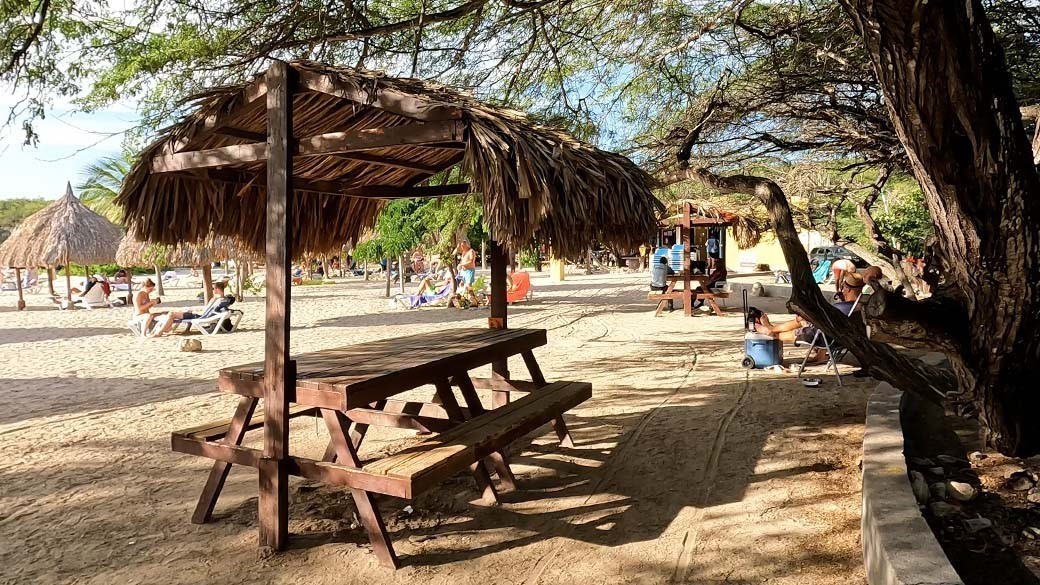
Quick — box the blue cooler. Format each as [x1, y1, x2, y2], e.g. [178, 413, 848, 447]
[743, 332, 783, 369]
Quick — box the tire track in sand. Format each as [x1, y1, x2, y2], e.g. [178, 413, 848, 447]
[670, 373, 754, 583]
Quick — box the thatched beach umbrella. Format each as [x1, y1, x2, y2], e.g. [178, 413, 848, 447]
[116, 234, 259, 301]
[0, 182, 122, 309]
[661, 199, 762, 248]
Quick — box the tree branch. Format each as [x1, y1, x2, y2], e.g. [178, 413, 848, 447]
[668, 166, 957, 401]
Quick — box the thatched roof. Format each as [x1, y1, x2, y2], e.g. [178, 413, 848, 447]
[116, 233, 260, 267]
[0, 183, 122, 268]
[660, 200, 762, 248]
[118, 60, 661, 257]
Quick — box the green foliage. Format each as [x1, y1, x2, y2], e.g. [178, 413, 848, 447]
[0, 198, 48, 244]
[876, 190, 933, 257]
[516, 247, 540, 269]
[58, 263, 148, 276]
[78, 154, 133, 224]
[241, 276, 265, 295]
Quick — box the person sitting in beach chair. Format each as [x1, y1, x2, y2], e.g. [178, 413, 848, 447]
[750, 272, 865, 362]
[151, 281, 238, 337]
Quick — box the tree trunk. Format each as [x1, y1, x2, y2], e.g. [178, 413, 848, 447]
[202, 264, 214, 303]
[154, 265, 165, 296]
[839, 0, 1040, 455]
[399, 254, 406, 294]
[384, 257, 392, 298]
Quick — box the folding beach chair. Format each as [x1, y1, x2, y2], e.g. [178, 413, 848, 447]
[795, 292, 865, 387]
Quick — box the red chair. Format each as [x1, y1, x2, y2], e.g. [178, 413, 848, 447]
[506, 271, 532, 304]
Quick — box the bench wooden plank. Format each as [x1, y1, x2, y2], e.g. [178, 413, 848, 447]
[363, 381, 591, 495]
[175, 404, 318, 441]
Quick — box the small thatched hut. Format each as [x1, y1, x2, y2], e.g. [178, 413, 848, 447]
[116, 234, 260, 300]
[117, 60, 661, 551]
[0, 182, 122, 308]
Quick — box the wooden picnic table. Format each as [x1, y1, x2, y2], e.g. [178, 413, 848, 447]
[172, 327, 591, 568]
[647, 273, 729, 317]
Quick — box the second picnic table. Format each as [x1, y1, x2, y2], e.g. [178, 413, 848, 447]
[171, 327, 591, 568]
[647, 273, 730, 317]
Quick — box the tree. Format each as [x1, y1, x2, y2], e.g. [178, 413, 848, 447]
[78, 154, 131, 224]
[0, 198, 49, 245]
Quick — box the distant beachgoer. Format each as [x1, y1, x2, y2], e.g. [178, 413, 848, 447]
[70, 275, 98, 296]
[133, 278, 163, 334]
[831, 258, 856, 285]
[753, 273, 865, 361]
[456, 240, 476, 290]
[706, 228, 721, 270]
[151, 281, 233, 337]
[650, 256, 676, 311]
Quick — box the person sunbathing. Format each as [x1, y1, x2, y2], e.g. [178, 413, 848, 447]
[751, 272, 866, 360]
[151, 281, 233, 337]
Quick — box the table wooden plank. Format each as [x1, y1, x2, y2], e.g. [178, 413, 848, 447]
[218, 328, 547, 409]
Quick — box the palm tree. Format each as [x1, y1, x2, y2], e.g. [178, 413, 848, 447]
[78, 154, 132, 225]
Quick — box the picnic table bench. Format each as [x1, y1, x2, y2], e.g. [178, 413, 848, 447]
[647, 274, 729, 317]
[171, 327, 590, 569]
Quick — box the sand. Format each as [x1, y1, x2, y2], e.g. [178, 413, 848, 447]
[0, 271, 874, 584]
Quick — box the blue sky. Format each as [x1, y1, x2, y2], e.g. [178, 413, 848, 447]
[0, 98, 138, 200]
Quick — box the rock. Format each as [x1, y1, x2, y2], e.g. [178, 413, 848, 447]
[964, 516, 993, 532]
[936, 454, 968, 465]
[1028, 489, 1040, 504]
[909, 457, 935, 468]
[947, 481, 978, 502]
[750, 282, 765, 297]
[1008, 471, 1036, 491]
[180, 338, 202, 352]
[969, 451, 987, 461]
[930, 502, 959, 519]
[1027, 526, 1040, 538]
[928, 467, 946, 477]
[1023, 529, 1036, 540]
[930, 482, 948, 500]
[911, 471, 930, 504]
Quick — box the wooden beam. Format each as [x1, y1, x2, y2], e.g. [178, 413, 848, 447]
[152, 142, 268, 173]
[259, 60, 294, 552]
[340, 183, 471, 199]
[331, 151, 443, 174]
[151, 121, 464, 173]
[214, 126, 267, 142]
[168, 167, 470, 199]
[296, 68, 462, 122]
[296, 120, 464, 157]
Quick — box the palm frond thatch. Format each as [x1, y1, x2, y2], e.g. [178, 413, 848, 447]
[661, 199, 762, 248]
[115, 233, 260, 267]
[0, 183, 123, 267]
[118, 60, 662, 258]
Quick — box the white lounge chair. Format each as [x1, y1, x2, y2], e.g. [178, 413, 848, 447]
[175, 309, 244, 336]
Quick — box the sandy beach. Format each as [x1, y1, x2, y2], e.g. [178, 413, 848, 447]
[0, 271, 874, 584]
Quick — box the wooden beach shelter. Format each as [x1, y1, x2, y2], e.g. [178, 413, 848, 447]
[657, 200, 760, 316]
[118, 60, 659, 552]
[0, 183, 122, 310]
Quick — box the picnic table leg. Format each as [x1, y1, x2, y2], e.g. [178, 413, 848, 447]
[433, 380, 499, 505]
[321, 409, 399, 569]
[321, 399, 386, 463]
[454, 374, 518, 492]
[521, 350, 575, 448]
[708, 296, 723, 316]
[191, 396, 259, 524]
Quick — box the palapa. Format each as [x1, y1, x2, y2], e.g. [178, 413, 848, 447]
[0, 183, 122, 268]
[115, 234, 260, 267]
[118, 60, 661, 257]
[660, 199, 761, 249]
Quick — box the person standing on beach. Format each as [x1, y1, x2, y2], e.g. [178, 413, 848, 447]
[456, 239, 476, 289]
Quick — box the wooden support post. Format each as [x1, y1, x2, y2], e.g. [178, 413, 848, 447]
[259, 60, 295, 551]
[47, 266, 55, 296]
[14, 267, 25, 310]
[64, 257, 74, 309]
[202, 264, 214, 303]
[489, 240, 510, 407]
[682, 202, 692, 317]
[154, 264, 165, 296]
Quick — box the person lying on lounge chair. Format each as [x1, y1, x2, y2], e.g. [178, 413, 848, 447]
[151, 281, 234, 337]
[750, 272, 865, 361]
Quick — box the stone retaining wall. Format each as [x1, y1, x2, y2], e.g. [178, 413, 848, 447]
[861, 382, 963, 585]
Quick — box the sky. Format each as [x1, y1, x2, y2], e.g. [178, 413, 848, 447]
[0, 98, 138, 201]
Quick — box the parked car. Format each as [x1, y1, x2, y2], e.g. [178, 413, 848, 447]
[809, 246, 868, 268]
